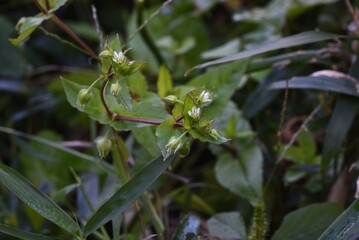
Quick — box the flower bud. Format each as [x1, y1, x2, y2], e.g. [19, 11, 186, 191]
[163, 95, 183, 104]
[76, 88, 92, 107]
[110, 82, 122, 97]
[99, 50, 112, 58]
[164, 136, 182, 160]
[96, 136, 112, 159]
[196, 90, 212, 107]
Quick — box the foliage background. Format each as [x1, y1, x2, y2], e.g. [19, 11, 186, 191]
[0, 0, 359, 239]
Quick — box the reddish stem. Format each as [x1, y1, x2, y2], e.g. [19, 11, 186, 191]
[34, 0, 98, 60]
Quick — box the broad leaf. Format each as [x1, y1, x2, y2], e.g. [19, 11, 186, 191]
[319, 199, 359, 240]
[0, 163, 79, 236]
[272, 203, 342, 240]
[62, 78, 170, 131]
[38, 0, 68, 13]
[207, 212, 247, 239]
[157, 65, 173, 98]
[171, 214, 201, 240]
[133, 127, 161, 158]
[269, 76, 359, 97]
[187, 31, 344, 73]
[0, 224, 59, 240]
[84, 155, 175, 236]
[215, 140, 263, 205]
[188, 60, 249, 119]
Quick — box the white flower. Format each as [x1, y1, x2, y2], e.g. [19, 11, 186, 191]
[188, 106, 201, 120]
[198, 91, 212, 106]
[112, 51, 126, 64]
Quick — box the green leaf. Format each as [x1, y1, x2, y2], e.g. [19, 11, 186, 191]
[188, 127, 228, 144]
[133, 127, 161, 158]
[9, 14, 51, 46]
[114, 78, 132, 111]
[318, 199, 359, 240]
[38, 0, 68, 13]
[171, 214, 201, 240]
[322, 58, 359, 172]
[157, 65, 173, 98]
[269, 76, 359, 97]
[187, 31, 344, 73]
[0, 163, 79, 236]
[156, 118, 187, 160]
[109, 34, 122, 52]
[282, 132, 318, 164]
[207, 212, 247, 239]
[189, 60, 249, 119]
[321, 99, 358, 171]
[272, 203, 342, 240]
[215, 140, 263, 205]
[0, 224, 59, 240]
[84, 154, 175, 236]
[62, 78, 170, 131]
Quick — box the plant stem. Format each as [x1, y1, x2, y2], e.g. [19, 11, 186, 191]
[34, 0, 99, 60]
[100, 78, 182, 126]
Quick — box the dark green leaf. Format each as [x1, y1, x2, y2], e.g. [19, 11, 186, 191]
[269, 76, 359, 97]
[322, 58, 359, 172]
[62, 78, 170, 131]
[189, 60, 249, 119]
[133, 127, 161, 158]
[215, 140, 263, 205]
[109, 34, 122, 52]
[187, 31, 344, 73]
[0, 163, 79, 236]
[322, 96, 359, 172]
[84, 155, 175, 236]
[318, 199, 359, 240]
[0, 224, 59, 240]
[272, 203, 342, 240]
[207, 212, 247, 239]
[171, 214, 201, 240]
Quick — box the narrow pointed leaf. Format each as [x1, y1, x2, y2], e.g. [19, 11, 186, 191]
[187, 31, 344, 73]
[322, 58, 359, 172]
[318, 199, 359, 240]
[269, 76, 359, 97]
[0, 224, 60, 240]
[0, 163, 79, 236]
[84, 155, 174, 236]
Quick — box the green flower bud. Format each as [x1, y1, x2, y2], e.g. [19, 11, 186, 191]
[163, 95, 183, 104]
[110, 82, 122, 97]
[99, 50, 112, 58]
[209, 129, 229, 143]
[164, 136, 182, 160]
[76, 88, 92, 107]
[96, 136, 112, 159]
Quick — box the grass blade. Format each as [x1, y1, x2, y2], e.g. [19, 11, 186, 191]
[0, 163, 79, 236]
[269, 76, 359, 97]
[187, 31, 344, 74]
[0, 224, 60, 240]
[84, 155, 174, 237]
